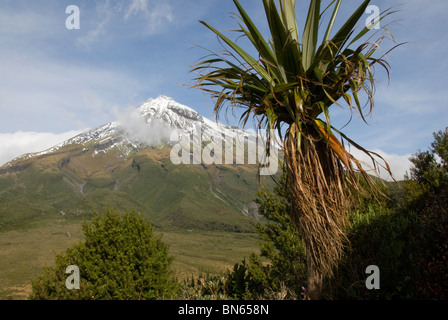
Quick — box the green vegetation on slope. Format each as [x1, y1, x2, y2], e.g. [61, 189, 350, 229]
[0, 145, 274, 233]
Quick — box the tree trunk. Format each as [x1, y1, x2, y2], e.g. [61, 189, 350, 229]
[306, 251, 323, 300]
[285, 127, 348, 300]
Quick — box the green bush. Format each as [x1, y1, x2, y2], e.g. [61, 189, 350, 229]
[246, 174, 307, 298]
[402, 128, 448, 299]
[334, 207, 420, 299]
[29, 208, 178, 300]
[334, 128, 448, 299]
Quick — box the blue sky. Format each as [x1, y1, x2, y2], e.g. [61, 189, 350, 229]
[0, 0, 447, 180]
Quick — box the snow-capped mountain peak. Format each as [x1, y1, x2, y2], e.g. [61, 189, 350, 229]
[5, 96, 257, 165]
[135, 95, 204, 130]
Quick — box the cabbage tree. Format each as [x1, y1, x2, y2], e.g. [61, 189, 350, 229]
[192, 0, 399, 299]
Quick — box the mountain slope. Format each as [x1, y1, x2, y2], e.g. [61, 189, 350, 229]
[0, 96, 275, 232]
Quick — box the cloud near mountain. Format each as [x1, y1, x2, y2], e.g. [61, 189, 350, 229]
[0, 130, 85, 166]
[115, 105, 173, 146]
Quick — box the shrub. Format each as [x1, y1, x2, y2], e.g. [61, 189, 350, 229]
[247, 174, 307, 298]
[29, 208, 178, 300]
[219, 174, 307, 300]
[402, 128, 448, 299]
[334, 128, 448, 299]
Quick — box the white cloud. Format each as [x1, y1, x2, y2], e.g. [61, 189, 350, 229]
[124, 0, 173, 33]
[125, 0, 151, 20]
[114, 106, 173, 146]
[77, 0, 113, 48]
[78, 0, 173, 47]
[349, 147, 412, 181]
[0, 130, 85, 166]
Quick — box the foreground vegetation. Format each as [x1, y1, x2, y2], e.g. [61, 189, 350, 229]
[25, 128, 448, 300]
[181, 128, 447, 300]
[0, 126, 443, 300]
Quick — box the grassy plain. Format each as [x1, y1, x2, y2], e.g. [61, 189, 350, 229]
[0, 217, 260, 300]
